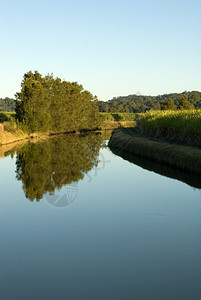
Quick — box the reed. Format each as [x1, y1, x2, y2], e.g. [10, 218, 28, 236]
[136, 110, 201, 147]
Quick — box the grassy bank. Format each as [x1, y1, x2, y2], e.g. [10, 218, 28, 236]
[0, 122, 28, 145]
[0, 111, 136, 145]
[108, 127, 201, 175]
[0, 121, 136, 145]
[136, 109, 201, 147]
[0, 120, 56, 145]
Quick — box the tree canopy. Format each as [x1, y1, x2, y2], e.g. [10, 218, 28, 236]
[15, 71, 101, 133]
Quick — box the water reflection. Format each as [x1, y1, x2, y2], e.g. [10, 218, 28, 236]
[109, 146, 201, 190]
[14, 133, 102, 201]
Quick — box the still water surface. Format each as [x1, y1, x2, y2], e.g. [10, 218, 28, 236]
[1, 133, 201, 300]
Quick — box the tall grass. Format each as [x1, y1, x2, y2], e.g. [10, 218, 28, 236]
[138, 110, 201, 134]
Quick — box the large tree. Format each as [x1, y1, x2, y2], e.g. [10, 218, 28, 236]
[15, 71, 101, 133]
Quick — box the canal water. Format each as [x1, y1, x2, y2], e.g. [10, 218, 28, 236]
[1, 133, 201, 300]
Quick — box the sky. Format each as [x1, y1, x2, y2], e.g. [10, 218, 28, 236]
[1, 0, 201, 101]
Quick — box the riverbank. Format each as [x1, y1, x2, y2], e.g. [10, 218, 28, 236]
[0, 121, 135, 146]
[108, 127, 201, 175]
[0, 127, 51, 146]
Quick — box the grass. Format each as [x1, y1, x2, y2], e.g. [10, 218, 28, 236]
[137, 109, 201, 133]
[136, 109, 201, 147]
[109, 110, 201, 173]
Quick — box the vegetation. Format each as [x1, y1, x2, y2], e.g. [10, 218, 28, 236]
[15, 71, 101, 133]
[137, 110, 201, 133]
[100, 112, 135, 121]
[15, 133, 102, 201]
[98, 91, 201, 113]
[0, 98, 15, 112]
[136, 109, 201, 147]
[0, 112, 15, 123]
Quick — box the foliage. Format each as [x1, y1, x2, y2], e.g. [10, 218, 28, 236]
[0, 98, 15, 111]
[15, 71, 101, 133]
[160, 98, 177, 110]
[98, 91, 201, 113]
[178, 94, 195, 110]
[137, 109, 201, 140]
[0, 112, 15, 123]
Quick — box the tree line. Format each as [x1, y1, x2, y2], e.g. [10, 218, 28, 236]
[15, 71, 101, 133]
[0, 97, 15, 111]
[1, 82, 201, 117]
[98, 91, 201, 113]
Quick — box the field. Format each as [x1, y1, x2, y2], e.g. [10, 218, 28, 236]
[138, 110, 201, 133]
[136, 109, 201, 147]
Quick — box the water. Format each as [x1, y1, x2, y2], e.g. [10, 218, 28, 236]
[1, 134, 201, 300]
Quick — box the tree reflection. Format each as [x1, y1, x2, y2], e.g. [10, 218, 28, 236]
[15, 133, 102, 201]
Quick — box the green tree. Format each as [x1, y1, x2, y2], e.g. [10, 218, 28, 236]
[15, 71, 101, 133]
[178, 94, 194, 110]
[15, 71, 51, 132]
[160, 98, 177, 110]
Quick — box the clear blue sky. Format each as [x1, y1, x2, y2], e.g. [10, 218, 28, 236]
[1, 0, 201, 100]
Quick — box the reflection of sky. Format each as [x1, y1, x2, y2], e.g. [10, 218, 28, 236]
[1, 147, 201, 299]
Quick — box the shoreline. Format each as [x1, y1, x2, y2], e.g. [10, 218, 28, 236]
[0, 131, 52, 146]
[108, 127, 201, 175]
[0, 121, 135, 146]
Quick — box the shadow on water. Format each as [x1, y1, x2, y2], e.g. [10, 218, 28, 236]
[11, 133, 103, 201]
[109, 146, 201, 190]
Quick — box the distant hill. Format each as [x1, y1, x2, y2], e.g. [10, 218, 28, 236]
[0, 97, 15, 111]
[98, 91, 201, 113]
